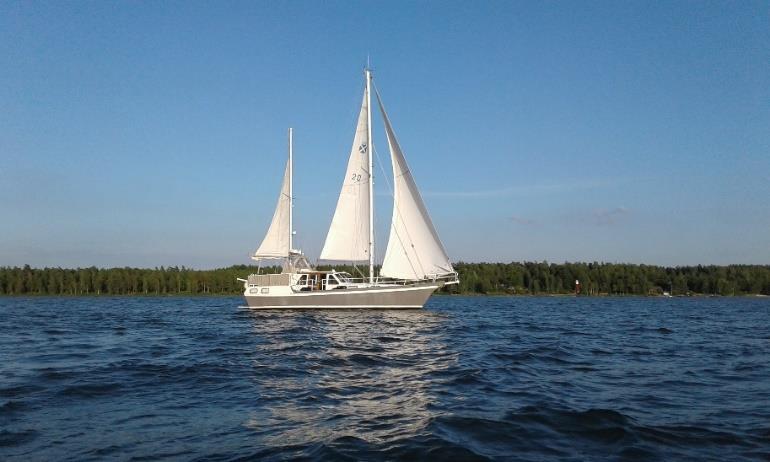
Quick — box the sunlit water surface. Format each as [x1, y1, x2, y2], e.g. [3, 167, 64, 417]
[1, 296, 769, 461]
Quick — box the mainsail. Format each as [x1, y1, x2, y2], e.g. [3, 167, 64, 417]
[376, 90, 454, 280]
[253, 154, 291, 259]
[319, 90, 371, 261]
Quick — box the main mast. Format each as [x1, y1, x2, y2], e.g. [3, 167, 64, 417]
[365, 68, 374, 285]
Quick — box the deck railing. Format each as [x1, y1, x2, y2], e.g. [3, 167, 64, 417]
[241, 271, 459, 291]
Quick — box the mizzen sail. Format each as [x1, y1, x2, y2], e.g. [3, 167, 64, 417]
[253, 155, 291, 259]
[376, 90, 454, 280]
[319, 90, 371, 261]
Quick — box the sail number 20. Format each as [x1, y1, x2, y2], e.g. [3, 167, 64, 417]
[350, 173, 363, 182]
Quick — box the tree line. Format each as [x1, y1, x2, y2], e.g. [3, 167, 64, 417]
[446, 262, 770, 296]
[1, 262, 769, 296]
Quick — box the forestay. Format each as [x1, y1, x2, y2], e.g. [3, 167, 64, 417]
[253, 156, 291, 258]
[319, 91, 371, 261]
[376, 90, 454, 280]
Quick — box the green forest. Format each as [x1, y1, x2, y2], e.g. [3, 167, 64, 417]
[2, 262, 770, 296]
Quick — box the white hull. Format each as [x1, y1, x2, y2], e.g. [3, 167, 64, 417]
[244, 283, 439, 310]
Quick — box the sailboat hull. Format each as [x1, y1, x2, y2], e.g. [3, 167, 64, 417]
[244, 283, 439, 309]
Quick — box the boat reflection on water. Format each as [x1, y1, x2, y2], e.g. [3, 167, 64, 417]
[242, 308, 456, 446]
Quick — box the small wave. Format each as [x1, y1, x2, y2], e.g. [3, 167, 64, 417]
[426, 416, 529, 459]
[733, 363, 762, 372]
[591, 348, 613, 355]
[0, 429, 39, 447]
[60, 382, 122, 397]
[506, 406, 629, 426]
[500, 405, 759, 456]
[89, 444, 125, 456]
[37, 368, 76, 381]
[448, 369, 486, 386]
[317, 356, 347, 367]
[572, 365, 598, 372]
[560, 329, 593, 337]
[140, 318, 171, 327]
[0, 400, 27, 415]
[0, 384, 44, 398]
[43, 329, 67, 335]
[112, 413, 163, 426]
[347, 353, 388, 367]
[128, 449, 195, 460]
[33, 352, 90, 361]
[380, 433, 493, 462]
[616, 445, 659, 460]
[227, 441, 356, 462]
[99, 360, 233, 385]
[630, 326, 674, 335]
[374, 335, 403, 343]
[637, 424, 750, 448]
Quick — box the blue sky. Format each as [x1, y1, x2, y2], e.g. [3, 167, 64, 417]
[1, 1, 768, 268]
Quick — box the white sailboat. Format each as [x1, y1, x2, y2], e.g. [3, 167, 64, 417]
[239, 69, 458, 309]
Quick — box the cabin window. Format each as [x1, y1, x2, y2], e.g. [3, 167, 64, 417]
[327, 275, 338, 285]
[337, 272, 351, 283]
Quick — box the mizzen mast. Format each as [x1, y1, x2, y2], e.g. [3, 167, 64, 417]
[288, 127, 294, 253]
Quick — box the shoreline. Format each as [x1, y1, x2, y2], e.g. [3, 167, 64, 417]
[1, 293, 767, 298]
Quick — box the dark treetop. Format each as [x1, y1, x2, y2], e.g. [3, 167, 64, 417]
[1, 262, 769, 296]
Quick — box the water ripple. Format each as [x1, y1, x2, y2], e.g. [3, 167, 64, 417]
[0, 296, 769, 460]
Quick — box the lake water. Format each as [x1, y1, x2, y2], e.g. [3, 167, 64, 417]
[1, 296, 769, 461]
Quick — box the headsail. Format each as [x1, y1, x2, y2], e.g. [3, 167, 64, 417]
[376, 89, 454, 280]
[253, 154, 291, 259]
[319, 90, 371, 261]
